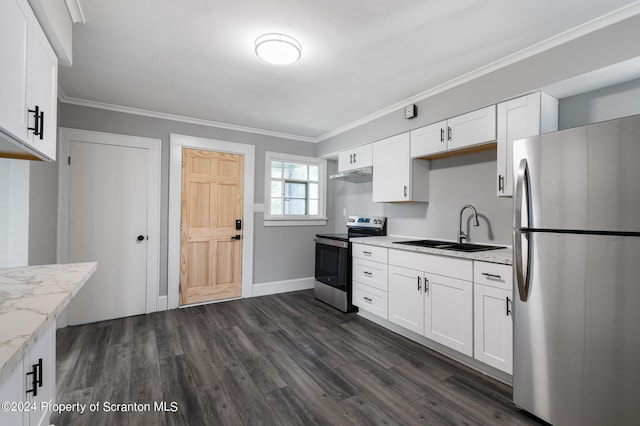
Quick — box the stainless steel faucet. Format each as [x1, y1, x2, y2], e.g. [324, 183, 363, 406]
[458, 204, 480, 243]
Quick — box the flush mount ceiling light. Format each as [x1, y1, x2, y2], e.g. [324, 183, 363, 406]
[255, 33, 302, 65]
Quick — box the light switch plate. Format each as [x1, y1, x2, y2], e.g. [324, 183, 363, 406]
[405, 104, 416, 119]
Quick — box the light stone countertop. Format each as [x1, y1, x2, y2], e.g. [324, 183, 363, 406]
[350, 236, 512, 265]
[0, 262, 97, 383]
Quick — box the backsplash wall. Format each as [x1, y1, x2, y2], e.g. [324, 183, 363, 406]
[332, 149, 513, 245]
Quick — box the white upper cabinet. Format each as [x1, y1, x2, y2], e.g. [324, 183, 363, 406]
[373, 132, 429, 202]
[410, 105, 496, 158]
[26, 21, 57, 160]
[0, 0, 32, 145]
[0, 0, 58, 161]
[496, 92, 558, 197]
[410, 120, 447, 158]
[447, 105, 496, 151]
[338, 143, 372, 172]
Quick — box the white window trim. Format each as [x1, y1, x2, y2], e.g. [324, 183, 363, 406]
[264, 151, 327, 226]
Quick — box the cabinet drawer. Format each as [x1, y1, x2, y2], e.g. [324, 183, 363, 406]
[389, 249, 472, 281]
[352, 243, 388, 263]
[353, 283, 388, 319]
[353, 257, 388, 291]
[474, 261, 512, 291]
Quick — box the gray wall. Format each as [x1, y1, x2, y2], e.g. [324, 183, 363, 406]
[28, 160, 58, 265]
[57, 103, 333, 295]
[559, 77, 640, 129]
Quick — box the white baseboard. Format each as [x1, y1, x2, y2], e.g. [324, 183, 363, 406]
[252, 277, 315, 297]
[157, 295, 168, 311]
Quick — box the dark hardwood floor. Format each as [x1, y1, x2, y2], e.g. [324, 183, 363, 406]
[53, 290, 542, 425]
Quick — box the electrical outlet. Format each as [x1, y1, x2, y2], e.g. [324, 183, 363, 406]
[405, 104, 416, 119]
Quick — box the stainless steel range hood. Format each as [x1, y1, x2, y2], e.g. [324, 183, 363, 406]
[329, 166, 372, 183]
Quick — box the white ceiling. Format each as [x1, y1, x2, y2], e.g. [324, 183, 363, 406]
[59, 0, 640, 142]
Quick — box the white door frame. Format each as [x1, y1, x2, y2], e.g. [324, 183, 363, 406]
[57, 127, 162, 314]
[168, 133, 255, 309]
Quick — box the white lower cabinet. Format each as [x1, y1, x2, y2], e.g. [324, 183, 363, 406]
[388, 249, 473, 355]
[0, 321, 55, 426]
[424, 272, 473, 356]
[473, 262, 513, 374]
[388, 265, 424, 334]
[352, 243, 389, 319]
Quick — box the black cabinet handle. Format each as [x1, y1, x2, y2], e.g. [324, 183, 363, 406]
[26, 358, 43, 397]
[447, 126, 452, 141]
[28, 106, 41, 137]
[39, 110, 44, 140]
[498, 175, 504, 192]
[482, 272, 502, 280]
[363, 271, 373, 277]
[417, 276, 421, 291]
[440, 128, 445, 143]
[506, 297, 512, 316]
[363, 296, 372, 303]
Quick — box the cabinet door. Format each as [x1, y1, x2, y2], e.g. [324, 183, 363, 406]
[372, 133, 410, 202]
[496, 93, 541, 197]
[447, 105, 496, 152]
[410, 120, 447, 158]
[26, 322, 54, 426]
[338, 144, 372, 172]
[424, 273, 473, 356]
[26, 21, 57, 160]
[388, 265, 424, 334]
[496, 92, 557, 197]
[0, 0, 31, 143]
[474, 285, 513, 374]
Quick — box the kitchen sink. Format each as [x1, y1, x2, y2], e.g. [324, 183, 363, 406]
[393, 239, 453, 248]
[394, 240, 505, 252]
[437, 243, 505, 252]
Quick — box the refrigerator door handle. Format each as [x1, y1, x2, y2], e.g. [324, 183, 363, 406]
[514, 159, 531, 301]
[514, 159, 530, 229]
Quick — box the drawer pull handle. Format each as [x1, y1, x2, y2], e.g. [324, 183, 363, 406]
[482, 272, 502, 280]
[362, 251, 372, 256]
[363, 271, 373, 276]
[363, 296, 372, 303]
[506, 296, 512, 316]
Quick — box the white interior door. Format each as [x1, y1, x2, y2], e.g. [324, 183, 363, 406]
[66, 140, 149, 325]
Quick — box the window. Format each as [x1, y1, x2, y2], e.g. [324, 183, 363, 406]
[264, 152, 327, 226]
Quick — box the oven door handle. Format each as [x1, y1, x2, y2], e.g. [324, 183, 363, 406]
[314, 237, 349, 249]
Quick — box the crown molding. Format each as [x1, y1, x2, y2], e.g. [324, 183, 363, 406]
[314, 1, 640, 142]
[57, 95, 316, 143]
[64, 0, 85, 24]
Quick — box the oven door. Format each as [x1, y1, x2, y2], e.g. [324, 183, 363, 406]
[314, 237, 350, 291]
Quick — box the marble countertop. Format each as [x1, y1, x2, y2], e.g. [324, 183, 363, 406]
[0, 262, 97, 383]
[350, 236, 512, 265]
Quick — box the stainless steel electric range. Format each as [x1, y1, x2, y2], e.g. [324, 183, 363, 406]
[314, 216, 387, 312]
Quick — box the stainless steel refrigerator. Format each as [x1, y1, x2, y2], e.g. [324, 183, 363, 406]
[512, 114, 640, 426]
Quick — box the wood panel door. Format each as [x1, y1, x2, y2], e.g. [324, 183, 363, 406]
[180, 148, 243, 305]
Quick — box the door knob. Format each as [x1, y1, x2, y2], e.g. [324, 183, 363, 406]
[137, 235, 145, 242]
